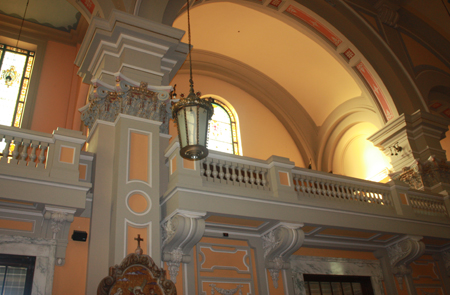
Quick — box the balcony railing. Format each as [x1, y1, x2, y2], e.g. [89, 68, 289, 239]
[0, 125, 92, 199]
[164, 141, 450, 226]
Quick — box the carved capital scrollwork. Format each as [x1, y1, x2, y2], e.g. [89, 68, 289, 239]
[80, 77, 173, 134]
[386, 236, 425, 289]
[161, 211, 206, 283]
[262, 223, 304, 288]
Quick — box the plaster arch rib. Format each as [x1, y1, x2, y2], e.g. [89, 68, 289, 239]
[163, 0, 429, 121]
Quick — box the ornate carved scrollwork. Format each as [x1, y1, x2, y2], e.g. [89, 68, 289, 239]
[386, 236, 425, 289]
[262, 223, 304, 288]
[80, 78, 172, 133]
[390, 156, 450, 190]
[44, 207, 75, 266]
[210, 284, 243, 295]
[97, 252, 176, 295]
[161, 211, 206, 283]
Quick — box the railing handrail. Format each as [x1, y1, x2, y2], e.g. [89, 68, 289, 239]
[206, 150, 270, 168]
[0, 125, 53, 143]
[291, 167, 391, 191]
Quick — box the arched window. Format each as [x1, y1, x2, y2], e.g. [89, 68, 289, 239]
[0, 43, 35, 127]
[207, 98, 241, 155]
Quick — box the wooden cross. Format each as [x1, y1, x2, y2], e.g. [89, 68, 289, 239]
[135, 234, 144, 248]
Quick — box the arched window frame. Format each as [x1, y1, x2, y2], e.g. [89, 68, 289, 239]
[206, 97, 242, 156]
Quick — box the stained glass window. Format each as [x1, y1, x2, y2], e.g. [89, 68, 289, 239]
[0, 44, 35, 127]
[207, 99, 240, 155]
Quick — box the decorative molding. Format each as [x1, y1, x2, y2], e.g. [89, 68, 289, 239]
[43, 206, 75, 266]
[161, 212, 205, 283]
[80, 79, 172, 133]
[262, 223, 304, 288]
[386, 236, 425, 289]
[210, 284, 243, 295]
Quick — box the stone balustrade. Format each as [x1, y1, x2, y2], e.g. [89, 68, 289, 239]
[164, 140, 450, 231]
[0, 125, 92, 183]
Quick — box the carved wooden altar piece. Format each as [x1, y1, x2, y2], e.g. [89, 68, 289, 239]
[97, 250, 176, 295]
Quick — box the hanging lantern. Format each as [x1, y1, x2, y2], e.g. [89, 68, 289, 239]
[171, 0, 214, 160]
[172, 87, 213, 160]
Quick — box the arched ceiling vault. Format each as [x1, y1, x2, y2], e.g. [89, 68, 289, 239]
[175, 50, 317, 166]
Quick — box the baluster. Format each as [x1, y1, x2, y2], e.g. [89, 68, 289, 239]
[337, 185, 343, 199]
[37, 143, 48, 170]
[204, 158, 212, 180]
[29, 141, 38, 168]
[344, 186, 352, 200]
[249, 167, 255, 187]
[261, 170, 268, 189]
[305, 179, 312, 194]
[316, 182, 322, 196]
[349, 187, 357, 201]
[211, 159, 218, 181]
[237, 165, 244, 184]
[243, 166, 249, 186]
[224, 163, 231, 183]
[0, 136, 12, 164]
[324, 183, 330, 198]
[19, 139, 30, 166]
[230, 164, 237, 185]
[299, 178, 306, 193]
[12, 138, 22, 164]
[200, 158, 206, 177]
[311, 181, 318, 195]
[293, 176, 300, 193]
[218, 160, 225, 182]
[255, 168, 262, 188]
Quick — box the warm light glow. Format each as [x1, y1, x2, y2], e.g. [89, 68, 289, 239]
[334, 123, 392, 181]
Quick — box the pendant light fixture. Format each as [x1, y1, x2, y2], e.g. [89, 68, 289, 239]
[171, 0, 214, 160]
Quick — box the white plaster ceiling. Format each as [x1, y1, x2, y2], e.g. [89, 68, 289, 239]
[0, 0, 80, 32]
[173, 2, 362, 126]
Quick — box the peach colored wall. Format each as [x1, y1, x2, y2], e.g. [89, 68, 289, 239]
[195, 237, 259, 295]
[31, 41, 86, 134]
[52, 217, 90, 295]
[170, 74, 305, 167]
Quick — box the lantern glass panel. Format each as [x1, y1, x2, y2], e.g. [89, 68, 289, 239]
[177, 107, 187, 147]
[198, 107, 209, 146]
[186, 106, 198, 145]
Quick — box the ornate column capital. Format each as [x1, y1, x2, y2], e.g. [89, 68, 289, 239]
[79, 78, 172, 133]
[161, 211, 206, 283]
[262, 222, 304, 288]
[386, 236, 425, 289]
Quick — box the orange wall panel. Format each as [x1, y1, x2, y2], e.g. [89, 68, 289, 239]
[52, 217, 90, 295]
[129, 132, 149, 182]
[31, 41, 78, 133]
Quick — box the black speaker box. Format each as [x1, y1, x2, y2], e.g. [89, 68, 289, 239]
[72, 230, 88, 242]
